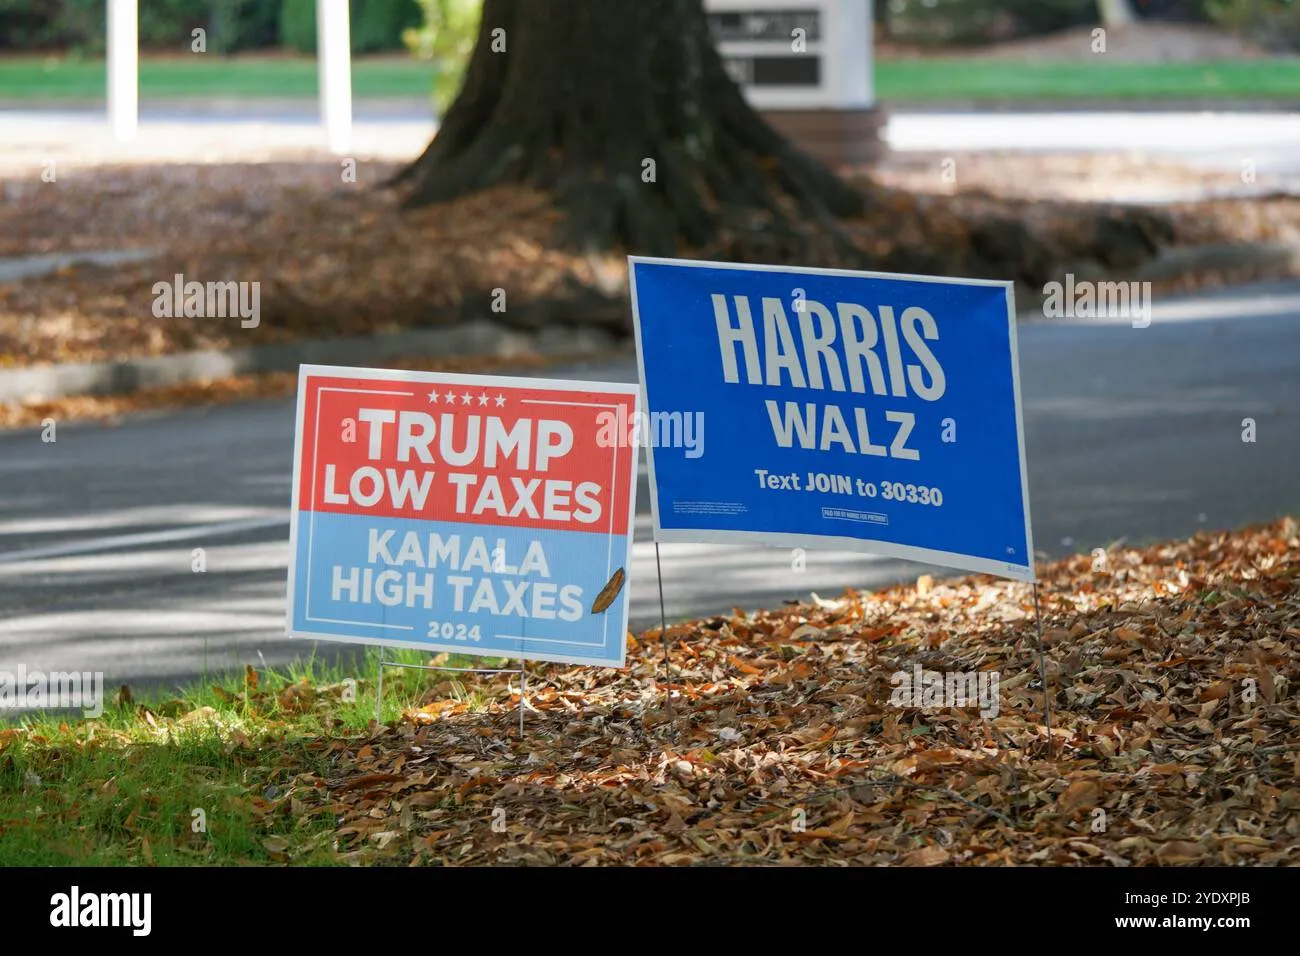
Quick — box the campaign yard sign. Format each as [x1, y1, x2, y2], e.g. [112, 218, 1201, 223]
[287, 366, 639, 666]
[628, 257, 1035, 582]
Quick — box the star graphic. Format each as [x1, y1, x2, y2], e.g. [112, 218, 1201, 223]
[461, 392, 474, 405]
[427, 389, 439, 403]
[444, 390, 457, 404]
[494, 394, 506, 407]
[477, 392, 490, 406]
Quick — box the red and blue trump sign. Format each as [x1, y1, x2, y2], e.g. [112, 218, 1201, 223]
[286, 366, 639, 666]
[629, 257, 1035, 582]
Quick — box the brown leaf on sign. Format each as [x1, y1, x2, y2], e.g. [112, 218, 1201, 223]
[591, 567, 625, 614]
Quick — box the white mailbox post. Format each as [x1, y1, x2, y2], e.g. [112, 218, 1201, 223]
[705, 0, 882, 166]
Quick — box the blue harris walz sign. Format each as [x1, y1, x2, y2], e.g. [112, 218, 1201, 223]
[628, 257, 1035, 582]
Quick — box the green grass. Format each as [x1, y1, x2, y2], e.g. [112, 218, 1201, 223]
[0, 53, 1296, 102]
[0, 54, 436, 100]
[874, 58, 1300, 101]
[0, 646, 515, 865]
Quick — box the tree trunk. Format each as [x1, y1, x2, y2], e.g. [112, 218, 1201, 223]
[391, 0, 868, 261]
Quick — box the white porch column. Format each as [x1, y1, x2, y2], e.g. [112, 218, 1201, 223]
[107, 0, 138, 143]
[317, 0, 353, 154]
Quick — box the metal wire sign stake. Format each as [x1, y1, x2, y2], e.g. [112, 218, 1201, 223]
[1031, 582, 1052, 750]
[654, 542, 674, 719]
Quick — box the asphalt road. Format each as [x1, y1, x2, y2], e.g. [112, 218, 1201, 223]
[1, 278, 1297, 694]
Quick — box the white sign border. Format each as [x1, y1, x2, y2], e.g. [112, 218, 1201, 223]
[285, 363, 642, 666]
[627, 255, 1036, 583]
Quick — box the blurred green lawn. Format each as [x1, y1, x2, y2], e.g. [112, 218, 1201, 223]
[878, 57, 1299, 100]
[0, 55, 430, 100]
[0, 54, 1296, 102]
